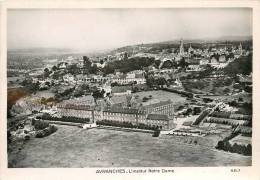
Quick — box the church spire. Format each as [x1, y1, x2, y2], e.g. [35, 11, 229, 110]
[179, 38, 184, 56]
[239, 42, 243, 55]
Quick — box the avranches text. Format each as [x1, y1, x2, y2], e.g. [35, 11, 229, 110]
[96, 168, 174, 174]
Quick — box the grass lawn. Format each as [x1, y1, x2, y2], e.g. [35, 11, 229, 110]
[229, 134, 252, 146]
[8, 125, 251, 167]
[133, 90, 187, 105]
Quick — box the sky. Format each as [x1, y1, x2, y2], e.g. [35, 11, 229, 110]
[8, 8, 252, 52]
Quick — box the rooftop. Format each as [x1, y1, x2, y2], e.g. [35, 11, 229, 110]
[147, 114, 169, 121]
[103, 106, 145, 114]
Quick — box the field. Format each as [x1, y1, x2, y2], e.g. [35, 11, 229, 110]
[133, 90, 187, 105]
[111, 90, 187, 105]
[8, 125, 251, 167]
[229, 134, 252, 146]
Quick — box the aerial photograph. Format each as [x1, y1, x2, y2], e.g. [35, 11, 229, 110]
[7, 8, 252, 168]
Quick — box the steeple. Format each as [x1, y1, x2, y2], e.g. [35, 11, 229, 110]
[188, 43, 193, 54]
[239, 42, 243, 55]
[179, 38, 184, 56]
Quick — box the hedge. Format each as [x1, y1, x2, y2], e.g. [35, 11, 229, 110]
[96, 120, 159, 130]
[193, 109, 210, 125]
[37, 113, 90, 124]
[205, 117, 249, 126]
[35, 125, 58, 138]
[216, 140, 251, 156]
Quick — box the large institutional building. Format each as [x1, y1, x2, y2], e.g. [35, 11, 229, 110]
[57, 100, 175, 130]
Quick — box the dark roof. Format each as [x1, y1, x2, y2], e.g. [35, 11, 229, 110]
[135, 74, 145, 78]
[58, 104, 94, 111]
[103, 106, 145, 114]
[147, 114, 169, 121]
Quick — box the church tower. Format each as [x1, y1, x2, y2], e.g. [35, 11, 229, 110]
[239, 43, 243, 55]
[188, 43, 193, 55]
[179, 39, 185, 56]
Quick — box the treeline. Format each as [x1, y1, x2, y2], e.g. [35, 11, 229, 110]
[32, 119, 49, 130]
[31, 120, 58, 138]
[204, 117, 249, 126]
[192, 109, 210, 125]
[102, 57, 155, 74]
[210, 112, 252, 121]
[37, 113, 90, 124]
[35, 125, 58, 138]
[223, 53, 252, 76]
[216, 133, 252, 156]
[96, 120, 160, 131]
[162, 88, 193, 98]
[234, 125, 252, 136]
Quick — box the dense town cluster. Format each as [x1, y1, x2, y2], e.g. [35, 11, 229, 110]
[8, 39, 252, 157]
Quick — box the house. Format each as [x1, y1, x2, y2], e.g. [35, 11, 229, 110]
[186, 65, 202, 72]
[111, 73, 146, 85]
[146, 114, 174, 130]
[219, 55, 226, 62]
[142, 100, 175, 118]
[63, 74, 75, 83]
[86, 75, 110, 83]
[170, 78, 183, 89]
[200, 59, 209, 65]
[56, 99, 175, 130]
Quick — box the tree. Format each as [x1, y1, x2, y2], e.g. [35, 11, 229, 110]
[44, 68, 50, 78]
[186, 108, 193, 115]
[216, 140, 224, 149]
[154, 60, 161, 68]
[199, 64, 215, 77]
[68, 64, 80, 74]
[126, 95, 132, 107]
[179, 57, 188, 69]
[52, 65, 58, 71]
[83, 56, 92, 74]
[224, 141, 232, 152]
[123, 52, 128, 61]
[238, 97, 243, 102]
[229, 100, 238, 107]
[142, 96, 149, 102]
[244, 85, 252, 93]
[45, 81, 51, 87]
[156, 77, 167, 87]
[89, 64, 98, 74]
[224, 53, 252, 76]
[193, 107, 201, 115]
[73, 87, 84, 97]
[223, 88, 230, 94]
[92, 89, 105, 103]
[161, 60, 174, 69]
[111, 82, 119, 87]
[245, 144, 252, 156]
[152, 130, 160, 137]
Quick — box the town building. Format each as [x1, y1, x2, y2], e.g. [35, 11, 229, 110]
[179, 39, 185, 56]
[56, 99, 175, 130]
[111, 73, 146, 85]
[142, 100, 175, 118]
